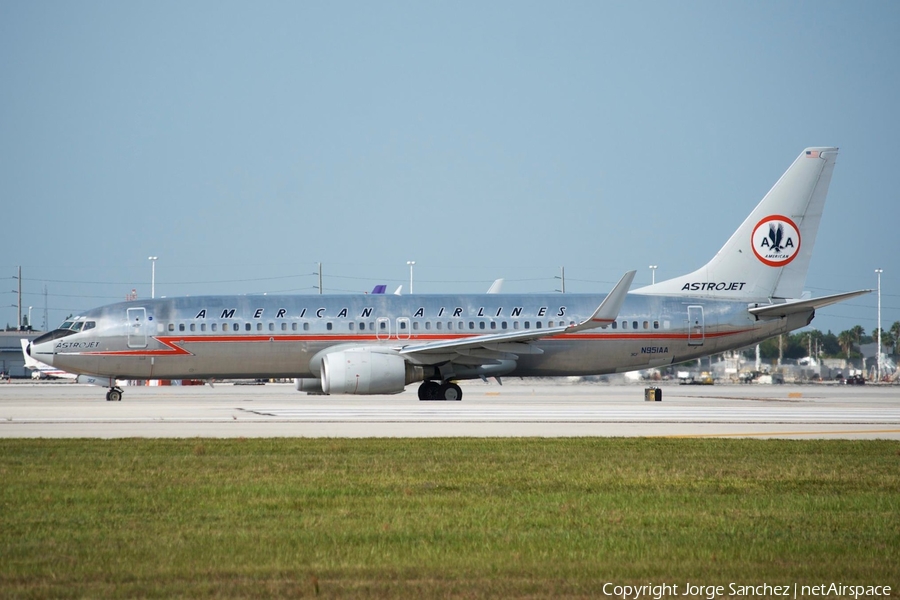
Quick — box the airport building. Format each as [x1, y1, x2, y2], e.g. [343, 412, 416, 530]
[0, 331, 43, 378]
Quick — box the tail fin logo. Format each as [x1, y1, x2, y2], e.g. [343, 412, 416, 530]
[752, 215, 801, 267]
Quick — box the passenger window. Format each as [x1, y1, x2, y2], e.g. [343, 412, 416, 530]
[179, 323, 185, 332]
[643, 321, 649, 329]
[303, 323, 310, 331]
[479, 322, 485, 330]
[469, 321, 475, 330]
[524, 321, 530, 329]
[281, 322, 287, 331]
[663, 320, 671, 329]
[190, 323, 196, 332]
[633, 321, 638, 330]
[257, 322, 262, 331]
[513, 322, 519, 330]
[612, 322, 617, 329]
[222, 323, 229, 332]
[412, 322, 419, 330]
[201, 323, 206, 332]
[436, 322, 442, 330]
[653, 321, 659, 329]
[245, 323, 251, 332]
[168, 323, 175, 332]
[425, 322, 431, 330]
[447, 322, 453, 331]
[327, 322, 333, 331]
[359, 322, 366, 331]
[458, 321, 464, 330]
[399, 321, 407, 330]
[269, 323, 275, 331]
[211, 323, 218, 332]
[349, 322, 354, 331]
[380, 321, 386, 330]
[490, 322, 496, 330]
[292, 323, 298, 331]
[536, 321, 542, 329]
[502, 322, 508, 330]
[621, 321, 627, 329]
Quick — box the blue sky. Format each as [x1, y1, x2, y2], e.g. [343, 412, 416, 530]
[1, 1, 898, 337]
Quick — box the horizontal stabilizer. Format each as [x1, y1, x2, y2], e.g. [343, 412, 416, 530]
[748, 289, 871, 319]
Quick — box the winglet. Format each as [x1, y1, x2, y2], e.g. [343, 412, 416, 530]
[567, 270, 636, 333]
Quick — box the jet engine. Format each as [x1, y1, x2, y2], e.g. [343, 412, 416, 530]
[321, 350, 422, 395]
[295, 378, 325, 394]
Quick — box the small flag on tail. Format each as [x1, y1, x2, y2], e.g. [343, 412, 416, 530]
[805, 150, 820, 158]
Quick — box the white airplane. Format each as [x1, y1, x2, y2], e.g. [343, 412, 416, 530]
[20, 339, 76, 380]
[28, 147, 868, 401]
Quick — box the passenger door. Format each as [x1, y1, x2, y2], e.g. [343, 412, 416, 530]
[686, 305, 704, 346]
[126, 307, 148, 348]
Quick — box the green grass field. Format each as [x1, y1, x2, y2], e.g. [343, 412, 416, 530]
[1, 438, 898, 598]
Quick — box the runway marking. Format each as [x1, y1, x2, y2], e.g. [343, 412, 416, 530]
[662, 429, 900, 438]
[240, 406, 900, 424]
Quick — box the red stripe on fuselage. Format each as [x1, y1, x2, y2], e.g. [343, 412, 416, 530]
[78, 328, 754, 357]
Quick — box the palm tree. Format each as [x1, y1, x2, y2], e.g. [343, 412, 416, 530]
[838, 330, 855, 359]
[851, 325, 866, 346]
[891, 321, 900, 355]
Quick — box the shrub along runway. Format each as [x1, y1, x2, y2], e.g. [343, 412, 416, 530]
[1, 381, 899, 438]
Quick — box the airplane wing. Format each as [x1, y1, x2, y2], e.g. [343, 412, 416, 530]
[748, 289, 871, 319]
[398, 271, 636, 360]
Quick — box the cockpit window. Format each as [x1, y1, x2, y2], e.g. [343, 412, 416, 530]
[60, 321, 74, 330]
[83, 321, 96, 331]
[71, 322, 84, 332]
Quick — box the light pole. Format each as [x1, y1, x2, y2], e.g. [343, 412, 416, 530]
[148, 256, 158, 299]
[876, 268, 883, 382]
[28, 306, 32, 330]
[407, 261, 415, 294]
[649, 265, 658, 285]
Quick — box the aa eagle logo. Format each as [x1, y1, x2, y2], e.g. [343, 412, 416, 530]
[751, 215, 800, 267]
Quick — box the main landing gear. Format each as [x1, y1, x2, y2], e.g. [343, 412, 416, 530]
[417, 380, 463, 401]
[105, 387, 123, 402]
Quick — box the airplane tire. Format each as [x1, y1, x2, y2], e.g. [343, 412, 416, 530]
[418, 381, 441, 401]
[107, 389, 122, 402]
[438, 382, 462, 401]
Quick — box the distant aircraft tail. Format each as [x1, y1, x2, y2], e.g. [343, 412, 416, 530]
[633, 147, 838, 301]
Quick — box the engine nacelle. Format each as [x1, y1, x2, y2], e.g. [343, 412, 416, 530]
[321, 350, 421, 395]
[294, 378, 325, 394]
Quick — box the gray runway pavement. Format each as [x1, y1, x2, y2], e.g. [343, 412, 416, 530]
[1, 380, 898, 439]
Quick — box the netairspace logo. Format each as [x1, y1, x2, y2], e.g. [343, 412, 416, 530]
[601, 582, 892, 599]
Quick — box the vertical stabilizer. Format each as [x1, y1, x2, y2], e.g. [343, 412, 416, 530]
[633, 147, 838, 301]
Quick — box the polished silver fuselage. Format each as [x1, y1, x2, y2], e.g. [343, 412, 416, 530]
[32, 292, 809, 380]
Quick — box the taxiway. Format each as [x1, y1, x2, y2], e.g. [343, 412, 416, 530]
[1, 380, 898, 439]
